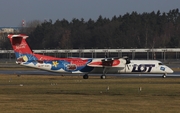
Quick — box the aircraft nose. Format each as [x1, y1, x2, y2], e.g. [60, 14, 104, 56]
[166, 67, 174, 73]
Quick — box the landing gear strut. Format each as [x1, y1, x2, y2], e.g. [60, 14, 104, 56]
[100, 67, 108, 79]
[83, 74, 89, 79]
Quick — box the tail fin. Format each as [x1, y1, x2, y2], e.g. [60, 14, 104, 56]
[8, 34, 35, 62]
[8, 34, 62, 63]
[8, 34, 33, 54]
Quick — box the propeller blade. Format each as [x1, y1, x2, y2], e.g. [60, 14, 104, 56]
[126, 64, 130, 70]
[123, 56, 131, 64]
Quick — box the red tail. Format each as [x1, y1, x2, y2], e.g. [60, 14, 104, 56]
[8, 34, 33, 55]
[8, 34, 61, 61]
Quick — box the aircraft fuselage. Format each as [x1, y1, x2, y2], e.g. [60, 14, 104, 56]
[18, 59, 173, 75]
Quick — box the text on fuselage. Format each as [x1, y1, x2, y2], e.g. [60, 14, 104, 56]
[132, 64, 155, 72]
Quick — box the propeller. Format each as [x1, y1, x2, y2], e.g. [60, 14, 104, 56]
[123, 56, 131, 70]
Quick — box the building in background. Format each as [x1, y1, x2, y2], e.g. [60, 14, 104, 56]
[0, 27, 20, 33]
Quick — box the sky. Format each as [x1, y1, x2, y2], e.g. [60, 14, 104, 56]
[0, 0, 180, 27]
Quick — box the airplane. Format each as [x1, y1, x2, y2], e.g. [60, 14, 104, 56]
[7, 34, 174, 79]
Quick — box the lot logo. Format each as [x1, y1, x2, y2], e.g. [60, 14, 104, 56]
[160, 67, 165, 71]
[132, 64, 155, 72]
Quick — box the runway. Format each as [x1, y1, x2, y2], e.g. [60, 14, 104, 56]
[0, 70, 180, 78]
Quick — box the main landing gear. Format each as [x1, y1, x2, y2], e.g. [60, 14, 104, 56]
[83, 74, 89, 79]
[83, 74, 106, 79]
[100, 75, 106, 79]
[83, 67, 108, 79]
[100, 67, 108, 79]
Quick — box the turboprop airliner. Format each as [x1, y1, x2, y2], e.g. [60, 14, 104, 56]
[7, 34, 173, 79]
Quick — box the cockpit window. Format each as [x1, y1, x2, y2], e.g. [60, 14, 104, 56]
[158, 63, 163, 65]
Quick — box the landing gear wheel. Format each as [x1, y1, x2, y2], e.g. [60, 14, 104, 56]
[83, 74, 89, 79]
[100, 75, 106, 79]
[162, 74, 166, 78]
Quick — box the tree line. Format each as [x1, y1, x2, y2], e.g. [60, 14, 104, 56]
[2, 8, 180, 50]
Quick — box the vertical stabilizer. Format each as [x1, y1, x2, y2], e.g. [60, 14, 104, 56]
[8, 34, 33, 59]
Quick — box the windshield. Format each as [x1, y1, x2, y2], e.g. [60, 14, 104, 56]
[158, 62, 163, 65]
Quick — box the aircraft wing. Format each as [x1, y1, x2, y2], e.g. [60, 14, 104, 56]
[101, 57, 119, 62]
[87, 58, 126, 67]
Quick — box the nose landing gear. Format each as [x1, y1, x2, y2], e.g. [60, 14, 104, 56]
[162, 73, 167, 78]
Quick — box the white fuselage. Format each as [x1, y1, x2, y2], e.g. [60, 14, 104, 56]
[89, 60, 173, 74]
